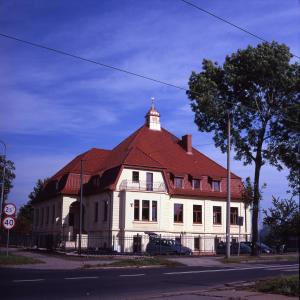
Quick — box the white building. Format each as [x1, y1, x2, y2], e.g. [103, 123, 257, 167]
[33, 105, 251, 253]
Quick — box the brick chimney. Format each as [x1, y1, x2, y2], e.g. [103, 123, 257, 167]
[181, 134, 192, 154]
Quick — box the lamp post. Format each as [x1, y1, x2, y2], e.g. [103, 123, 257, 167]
[0, 140, 6, 225]
[226, 113, 231, 259]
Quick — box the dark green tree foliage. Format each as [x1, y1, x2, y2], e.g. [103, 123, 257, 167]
[263, 196, 299, 247]
[0, 156, 16, 202]
[187, 42, 299, 255]
[15, 178, 48, 234]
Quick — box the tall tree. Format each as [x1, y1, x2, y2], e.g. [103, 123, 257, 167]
[0, 156, 16, 202]
[187, 42, 299, 255]
[15, 178, 48, 234]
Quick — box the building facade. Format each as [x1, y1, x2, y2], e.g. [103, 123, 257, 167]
[33, 105, 251, 253]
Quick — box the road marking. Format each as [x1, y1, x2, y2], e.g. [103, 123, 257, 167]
[64, 276, 99, 280]
[13, 279, 45, 283]
[120, 274, 145, 277]
[163, 264, 299, 275]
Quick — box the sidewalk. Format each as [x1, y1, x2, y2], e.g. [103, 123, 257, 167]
[129, 286, 299, 300]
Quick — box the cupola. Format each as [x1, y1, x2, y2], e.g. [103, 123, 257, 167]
[145, 98, 161, 131]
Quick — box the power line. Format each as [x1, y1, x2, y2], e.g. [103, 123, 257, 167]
[0, 32, 299, 125]
[180, 0, 300, 60]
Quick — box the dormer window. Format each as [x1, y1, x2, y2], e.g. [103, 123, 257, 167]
[174, 177, 183, 188]
[132, 171, 139, 183]
[212, 180, 220, 192]
[192, 179, 200, 189]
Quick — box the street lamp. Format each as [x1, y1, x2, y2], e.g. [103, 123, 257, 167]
[0, 140, 6, 224]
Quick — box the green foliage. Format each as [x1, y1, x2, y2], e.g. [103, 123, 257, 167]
[254, 275, 299, 297]
[0, 251, 44, 265]
[0, 156, 16, 201]
[15, 178, 48, 234]
[263, 196, 299, 246]
[187, 41, 299, 255]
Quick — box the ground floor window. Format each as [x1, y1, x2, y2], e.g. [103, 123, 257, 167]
[193, 205, 202, 224]
[194, 237, 200, 250]
[152, 201, 157, 221]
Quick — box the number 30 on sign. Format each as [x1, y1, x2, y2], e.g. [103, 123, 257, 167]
[2, 216, 16, 230]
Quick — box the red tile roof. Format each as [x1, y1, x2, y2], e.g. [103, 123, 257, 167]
[42, 125, 243, 200]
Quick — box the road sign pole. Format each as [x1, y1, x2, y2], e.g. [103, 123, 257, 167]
[6, 229, 9, 256]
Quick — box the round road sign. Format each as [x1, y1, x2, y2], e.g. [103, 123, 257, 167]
[2, 216, 16, 230]
[3, 203, 16, 216]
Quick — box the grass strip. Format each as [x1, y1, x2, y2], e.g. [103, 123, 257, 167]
[0, 252, 44, 265]
[254, 275, 299, 297]
[220, 255, 298, 264]
[83, 257, 183, 268]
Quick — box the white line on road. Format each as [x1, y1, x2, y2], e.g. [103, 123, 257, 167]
[120, 274, 145, 277]
[163, 264, 299, 275]
[13, 279, 45, 283]
[64, 276, 99, 280]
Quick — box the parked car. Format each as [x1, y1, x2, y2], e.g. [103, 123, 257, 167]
[216, 242, 251, 255]
[146, 236, 192, 255]
[243, 242, 274, 254]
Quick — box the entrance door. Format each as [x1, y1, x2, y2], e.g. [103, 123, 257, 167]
[133, 235, 142, 253]
[146, 172, 153, 191]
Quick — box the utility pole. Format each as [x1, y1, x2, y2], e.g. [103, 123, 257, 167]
[0, 140, 6, 225]
[226, 113, 231, 259]
[78, 159, 84, 256]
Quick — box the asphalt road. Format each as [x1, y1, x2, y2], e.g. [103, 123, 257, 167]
[0, 261, 298, 300]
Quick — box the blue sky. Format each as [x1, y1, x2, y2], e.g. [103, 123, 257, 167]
[0, 0, 299, 217]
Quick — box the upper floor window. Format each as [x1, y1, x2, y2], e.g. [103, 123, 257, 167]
[142, 200, 150, 221]
[132, 171, 139, 183]
[192, 179, 201, 189]
[134, 200, 140, 221]
[230, 207, 238, 225]
[212, 180, 220, 192]
[193, 205, 202, 224]
[174, 203, 183, 223]
[174, 177, 183, 188]
[213, 206, 222, 224]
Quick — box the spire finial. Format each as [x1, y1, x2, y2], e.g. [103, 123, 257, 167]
[151, 97, 155, 109]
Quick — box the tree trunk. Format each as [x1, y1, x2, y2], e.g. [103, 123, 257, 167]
[251, 159, 262, 256]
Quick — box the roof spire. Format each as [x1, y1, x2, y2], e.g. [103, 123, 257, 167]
[145, 98, 161, 131]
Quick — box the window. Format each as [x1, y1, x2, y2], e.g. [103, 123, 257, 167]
[174, 177, 183, 188]
[152, 201, 157, 221]
[146, 172, 153, 191]
[192, 179, 200, 189]
[174, 204, 183, 223]
[52, 205, 55, 224]
[103, 201, 108, 222]
[132, 171, 139, 183]
[212, 180, 220, 192]
[194, 237, 200, 250]
[94, 202, 99, 222]
[134, 200, 140, 221]
[142, 200, 150, 221]
[230, 207, 238, 225]
[193, 205, 202, 224]
[46, 206, 49, 225]
[213, 206, 222, 224]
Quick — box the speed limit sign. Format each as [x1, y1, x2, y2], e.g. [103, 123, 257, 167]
[2, 216, 16, 230]
[3, 203, 16, 216]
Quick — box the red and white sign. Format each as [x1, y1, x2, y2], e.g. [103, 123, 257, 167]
[3, 203, 16, 216]
[2, 216, 16, 230]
